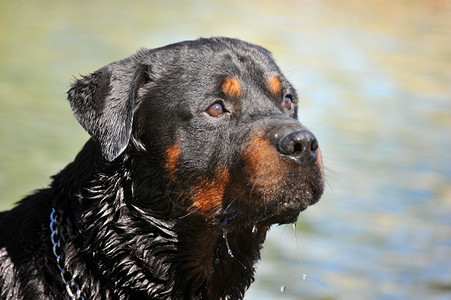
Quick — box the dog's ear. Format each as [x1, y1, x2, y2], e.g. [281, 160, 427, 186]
[67, 55, 149, 161]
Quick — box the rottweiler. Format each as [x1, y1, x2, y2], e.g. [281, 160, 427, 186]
[0, 37, 324, 300]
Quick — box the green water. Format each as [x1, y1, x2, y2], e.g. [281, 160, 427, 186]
[1, 1, 450, 299]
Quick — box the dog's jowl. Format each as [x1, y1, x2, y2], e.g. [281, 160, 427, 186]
[0, 37, 324, 300]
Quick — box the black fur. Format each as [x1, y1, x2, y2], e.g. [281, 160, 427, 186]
[0, 37, 324, 299]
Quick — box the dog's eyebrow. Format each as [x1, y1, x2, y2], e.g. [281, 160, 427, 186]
[267, 74, 283, 96]
[221, 76, 242, 98]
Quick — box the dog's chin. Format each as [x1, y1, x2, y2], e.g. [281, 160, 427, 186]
[266, 197, 311, 225]
[215, 194, 318, 232]
[259, 181, 323, 225]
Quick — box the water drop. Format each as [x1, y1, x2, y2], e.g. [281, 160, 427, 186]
[227, 249, 233, 257]
[292, 222, 297, 230]
[302, 273, 307, 280]
[252, 225, 257, 233]
[223, 232, 234, 258]
[280, 285, 286, 293]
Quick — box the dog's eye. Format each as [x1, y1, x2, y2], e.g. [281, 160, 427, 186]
[206, 102, 225, 117]
[284, 95, 294, 111]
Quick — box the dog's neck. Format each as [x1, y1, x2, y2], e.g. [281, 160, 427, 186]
[170, 216, 269, 299]
[50, 139, 270, 299]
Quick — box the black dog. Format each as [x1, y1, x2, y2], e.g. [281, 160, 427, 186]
[0, 37, 324, 299]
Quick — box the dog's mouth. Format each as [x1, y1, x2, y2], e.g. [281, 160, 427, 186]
[228, 130, 324, 224]
[216, 173, 323, 230]
[210, 150, 324, 232]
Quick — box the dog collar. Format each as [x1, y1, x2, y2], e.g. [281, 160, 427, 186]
[50, 208, 85, 299]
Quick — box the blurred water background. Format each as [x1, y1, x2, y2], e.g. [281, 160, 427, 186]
[1, 1, 450, 299]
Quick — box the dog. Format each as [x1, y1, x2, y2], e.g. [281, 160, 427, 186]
[0, 37, 324, 299]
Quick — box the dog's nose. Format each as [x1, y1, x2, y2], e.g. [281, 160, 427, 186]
[277, 130, 319, 166]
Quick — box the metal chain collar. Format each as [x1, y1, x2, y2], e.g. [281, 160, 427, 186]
[50, 208, 85, 300]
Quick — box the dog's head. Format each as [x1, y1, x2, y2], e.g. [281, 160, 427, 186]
[68, 37, 324, 230]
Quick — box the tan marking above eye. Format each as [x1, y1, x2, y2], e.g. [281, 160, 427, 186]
[267, 75, 282, 95]
[221, 76, 242, 98]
